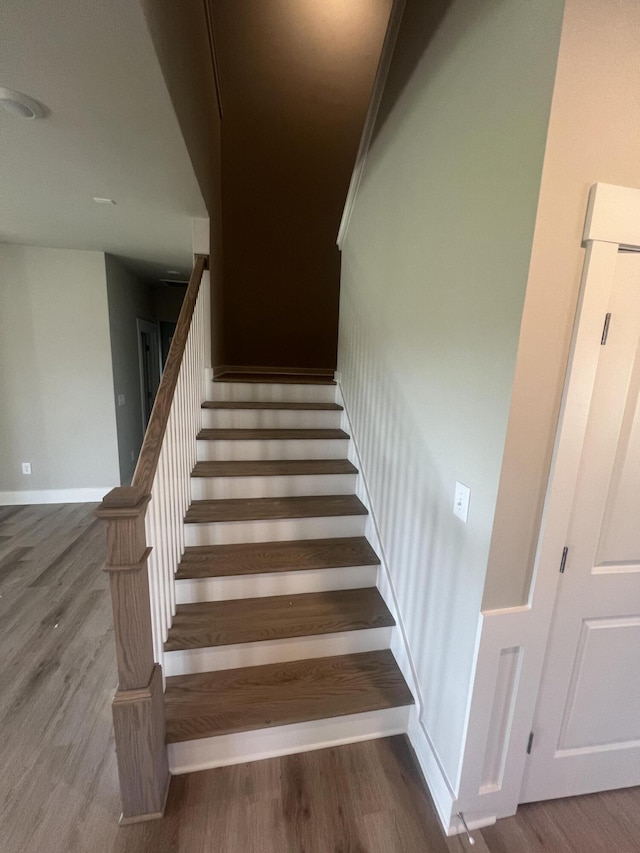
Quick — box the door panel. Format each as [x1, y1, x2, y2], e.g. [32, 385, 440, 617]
[558, 616, 640, 750]
[597, 377, 640, 565]
[521, 251, 640, 802]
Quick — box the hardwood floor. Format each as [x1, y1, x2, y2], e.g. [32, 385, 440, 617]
[1, 503, 639, 852]
[191, 459, 358, 477]
[201, 401, 343, 410]
[184, 494, 368, 524]
[176, 536, 380, 579]
[196, 427, 349, 440]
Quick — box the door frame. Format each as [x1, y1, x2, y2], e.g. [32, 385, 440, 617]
[136, 317, 162, 434]
[447, 183, 640, 834]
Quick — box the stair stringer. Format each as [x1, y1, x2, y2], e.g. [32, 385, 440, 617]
[334, 377, 469, 837]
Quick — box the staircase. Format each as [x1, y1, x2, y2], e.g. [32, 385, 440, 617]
[162, 375, 414, 772]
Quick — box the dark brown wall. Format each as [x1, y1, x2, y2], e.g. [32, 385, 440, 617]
[139, 0, 225, 367]
[211, 0, 392, 370]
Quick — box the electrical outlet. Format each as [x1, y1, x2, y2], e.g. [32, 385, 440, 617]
[453, 481, 470, 522]
[22, 462, 32, 475]
[117, 394, 126, 407]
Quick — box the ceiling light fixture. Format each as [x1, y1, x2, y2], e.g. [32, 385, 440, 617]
[92, 197, 117, 205]
[166, 270, 180, 275]
[159, 278, 188, 288]
[0, 87, 46, 119]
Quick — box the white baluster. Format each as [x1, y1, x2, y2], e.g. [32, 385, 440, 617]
[140, 266, 211, 667]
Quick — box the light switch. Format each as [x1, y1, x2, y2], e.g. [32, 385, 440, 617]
[454, 482, 470, 523]
[117, 394, 126, 407]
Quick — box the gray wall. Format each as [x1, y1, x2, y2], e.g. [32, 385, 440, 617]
[0, 245, 119, 495]
[139, 0, 225, 368]
[484, 0, 640, 608]
[338, 0, 564, 789]
[104, 254, 156, 485]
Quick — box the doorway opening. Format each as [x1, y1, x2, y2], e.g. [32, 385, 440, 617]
[137, 318, 161, 432]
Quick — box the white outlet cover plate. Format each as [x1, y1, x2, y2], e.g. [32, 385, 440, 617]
[454, 481, 470, 522]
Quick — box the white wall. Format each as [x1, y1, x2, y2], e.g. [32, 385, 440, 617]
[105, 254, 155, 485]
[0, 245, 119, 501]
[338, 0, 564, 789]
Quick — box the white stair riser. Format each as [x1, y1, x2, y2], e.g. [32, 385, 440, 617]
[197, 438, 349, 461]
[184, 514, 367, 546]
[168, 705, 411, 774]
[202, 408, 341, 430]
[209, 382, 336, 404]
[190, 473, 357, 500]
[175, 564, 378, 604]
[164, 627, 392, 676]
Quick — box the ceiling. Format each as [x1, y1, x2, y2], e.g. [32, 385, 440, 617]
[0, 0, 207, 282]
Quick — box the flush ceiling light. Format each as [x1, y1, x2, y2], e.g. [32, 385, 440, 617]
[92, 197, 117, 205]
[0, 87, 46, 119]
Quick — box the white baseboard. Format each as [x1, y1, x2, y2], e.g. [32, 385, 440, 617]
[407, 708, 458, 832]
[407, 708, 499, 837]
[168, 705, 411, 774]
[0, 486, 115, 505]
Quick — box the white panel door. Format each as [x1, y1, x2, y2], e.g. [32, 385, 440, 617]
[521, 251, 640, 803]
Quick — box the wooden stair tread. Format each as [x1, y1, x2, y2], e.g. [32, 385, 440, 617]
[214, 373, 335, 385]
[164, 588, 394, 651]
[197, 428, 349, 441]
[184, 495, 368, 524]
[164, 649, 413, 742]
[202, 400, 343, 411]
[177, 537, 381, 579]
[191, 459, 357, 478]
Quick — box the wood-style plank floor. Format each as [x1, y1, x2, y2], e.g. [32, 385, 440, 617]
[1, 503, 639, 852]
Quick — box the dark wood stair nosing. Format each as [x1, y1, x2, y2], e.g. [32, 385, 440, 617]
[164, 649, 414, 743]
[184, 494, 368, 525]
[196, 428, 349, 441]
[163, 587, 395, 652]
[190, 459, 358, 479]
[202, 401, 343, 411]
[176, 536, 381, 580]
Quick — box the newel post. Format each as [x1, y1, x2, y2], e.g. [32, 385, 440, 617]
[96, 486, 170, 824]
